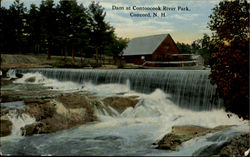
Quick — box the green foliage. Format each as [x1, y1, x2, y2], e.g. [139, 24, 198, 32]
[26, 4, 41, 54]
[53, 59, 91, 68]
[88, 1, 115, 63]
[176, 42, 191, 54]
[208, 0, 249, 41]
[208, 0, 249, 119]
[0, 0, 27, 53]
[191, 34, 216, 65]
[0, 0, 127, 62]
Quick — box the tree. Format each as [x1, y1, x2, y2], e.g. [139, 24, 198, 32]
[1, 0, 126, 64]
[56, 0, 89, 60]
[208, 0, 249, 119]
[56, 0, 73, 58]
[208, 0, 249, 41]
[26, 4, 41, 54]
[76, 4, 90, 61]
[69, 1, 89, 60]
[176, 42, 192, 54]
[39, 0, 58, 59]
[0, 6, 11, 53]
[191, 34, 216, 65]
[9, 0, 27, 54]
[88, 1, 115, 63]
[107, 35, 128, 64]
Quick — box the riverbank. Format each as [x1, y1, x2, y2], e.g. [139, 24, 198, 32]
[0, 54, 140, 70]
[1, 54, 206, 70]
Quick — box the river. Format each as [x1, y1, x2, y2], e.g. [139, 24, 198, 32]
[0, 69, 248, 156]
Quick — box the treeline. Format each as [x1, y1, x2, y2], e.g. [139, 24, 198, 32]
[208, 0, 249, 119]
[176, 33, 213, 65]
[0, 0, 128, 60]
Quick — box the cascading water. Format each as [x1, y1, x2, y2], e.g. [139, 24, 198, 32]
[1, 68, 248, 156]
[6, 110, 36, 136]
[6, 69, 17, 80]
[17, 68, 222, 111]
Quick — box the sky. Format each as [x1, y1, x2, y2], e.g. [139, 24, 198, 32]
[2, 0, 221, 44]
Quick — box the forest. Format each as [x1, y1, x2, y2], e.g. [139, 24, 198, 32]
[0, 0, 128, 61]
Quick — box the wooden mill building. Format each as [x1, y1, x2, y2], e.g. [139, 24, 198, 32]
[122, 34, 183, 66]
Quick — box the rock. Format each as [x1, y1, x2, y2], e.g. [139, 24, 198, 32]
[24, 98, 49, 104]
[192, 143, 226, 156]
[24, 102, 55, 121]
[21, 122, 45, 136]
[16, 73, 23, 78]
[2, 78, 98, 136]
[21, 93, 97, 136]
[103, 96, 139, 113]
[193, 133, 250, 156]
[156, 133, 182, 151]
[25, 76, 36, 82]
[155, 125, 233, 151]
[0, 119, 12, 137]
[218, 133, 249, 156]
[56, 93, 90, 109]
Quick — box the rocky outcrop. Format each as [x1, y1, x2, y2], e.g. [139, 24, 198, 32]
[155, 125, 233, 151]
[1, 79, 13, 86]
[192, 133, 250, 156]
[25, 76, 36, 82]
[1, 77, 97, 137]
[21, 93, 97, 136]
[2, 87, 139, 136]
[103, 96, 139, 113]
[217, 133, 249, 156]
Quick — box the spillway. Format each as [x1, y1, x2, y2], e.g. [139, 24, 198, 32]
[17, 68, 222, 110]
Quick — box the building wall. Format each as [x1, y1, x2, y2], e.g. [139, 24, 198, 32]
[152, 35, 180, 61]
[123, 35, 180, 65]
[123, 55, 152, 65]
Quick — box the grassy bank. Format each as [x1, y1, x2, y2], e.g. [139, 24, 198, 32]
[0, 54, 130, 69]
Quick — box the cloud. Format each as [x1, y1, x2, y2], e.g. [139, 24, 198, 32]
[171, 13, 199, 20]
[1, 0, 215, 43]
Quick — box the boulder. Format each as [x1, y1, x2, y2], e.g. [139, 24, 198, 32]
[156, 125, 233, 151]
[56, 93, 90, 109]
[16, 73, 23, 78]
[1, 79, 13, 86]
[21, 93, 97, 136]
[25, 76, 36, 82]
[21, 122, 45, 136]
[103, 96, 139, 113]
[0, 119, 12, 137]
[218, 133, 249, 156]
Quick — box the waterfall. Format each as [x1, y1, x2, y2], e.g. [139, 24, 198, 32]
[17, 68, 222, 111]
[6, 69, 17, 79]
[7, 110, 36, 136]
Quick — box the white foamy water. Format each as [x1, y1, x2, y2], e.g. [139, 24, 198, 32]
[6, 69, 17, 80]
[14, 72, 84, 92]
[6, 110, 36, 136]
[14, 72, 134, 96]
[1, 71, 248, 156]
